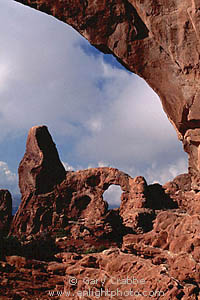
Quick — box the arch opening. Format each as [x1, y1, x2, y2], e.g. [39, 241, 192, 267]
[70, 195, 91, 219]
[103, 185, 123, 210]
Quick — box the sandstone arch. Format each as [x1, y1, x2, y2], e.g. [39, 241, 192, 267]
[10, 125, 151, 237]
[14, 0, 200, 189]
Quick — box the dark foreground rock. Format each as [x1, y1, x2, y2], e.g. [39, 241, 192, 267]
[0, 190, 12, 237]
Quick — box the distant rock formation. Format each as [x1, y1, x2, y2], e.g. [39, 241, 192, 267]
[10, 125, 176, 239]
[0, 190, 12, 236]
[15, 0, 200, 189]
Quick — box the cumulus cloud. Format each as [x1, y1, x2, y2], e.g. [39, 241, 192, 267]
[97, 162, 109, 168]
[76, 62, 187, 177]
[143, 157, 188, 184]
[62, 162, 74, 171]
[103, 185, 123, 208]
[0, 161, 18, 194]
[0, 0, 107, 139]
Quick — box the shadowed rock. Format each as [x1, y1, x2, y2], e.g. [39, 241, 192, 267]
[18, 125, 66, 198]
[0, 190, 12, 236]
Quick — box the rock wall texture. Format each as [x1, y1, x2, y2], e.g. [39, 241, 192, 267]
[14, 0, 200, 189]
[1, 247, 199, 299]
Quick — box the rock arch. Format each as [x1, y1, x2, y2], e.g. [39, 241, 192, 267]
[14, 0, 200, 189]
[10, 126, 150, 237]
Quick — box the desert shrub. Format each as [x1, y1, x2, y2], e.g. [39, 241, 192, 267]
[54, 228, 67, 238]
[23, 232, 58, 261]
[0, 235, 22, 257]
[97, 245, 108, 252]
[83, 246, 97, 254]
[83, 245, 108, 254]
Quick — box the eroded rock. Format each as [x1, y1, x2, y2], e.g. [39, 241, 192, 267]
[59, 249, 196, 300]
[0, 255, 65, 299]
[18, 125, 66, 198]
[10, 126, 156, 240]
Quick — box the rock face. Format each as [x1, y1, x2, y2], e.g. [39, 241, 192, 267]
[18, 125, 66, 198]
[14, 0, 200, 188]
[0, 190, 12, 236]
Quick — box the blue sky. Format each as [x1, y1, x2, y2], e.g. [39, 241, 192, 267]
[0, 0, 187, 208]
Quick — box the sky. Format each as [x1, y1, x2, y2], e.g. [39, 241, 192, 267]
[0, 0, 188, 209]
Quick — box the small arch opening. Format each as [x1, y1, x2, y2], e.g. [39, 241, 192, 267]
[103, 185, 123, 210]
[71, 195, 91, 218]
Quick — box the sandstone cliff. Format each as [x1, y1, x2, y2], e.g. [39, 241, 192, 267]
[14, 0, 200, 189]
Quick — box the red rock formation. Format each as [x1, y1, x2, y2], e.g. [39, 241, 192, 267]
[14, 0, 200, 189]
[1, 247, 199, 299]
[18, 125, 66, 198]
[122, 210, 200, 294]
[0, 255, 66, 299]
[11, 126, 156, 239]
[3, 125, 200, 298]
[0, 190, 12, 236]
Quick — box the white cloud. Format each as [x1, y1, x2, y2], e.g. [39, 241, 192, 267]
[76, 62, 187, 173]
[144, 157, 188, 184]
[0, 1, 108, 139]
[97, 161, 109, 167]
[0, 161, 18, 194]
[87, 118, 103, 133]
[0, 61, 11, 91]
[62, 162, 74, 171]
[103, 185, 122, 208]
